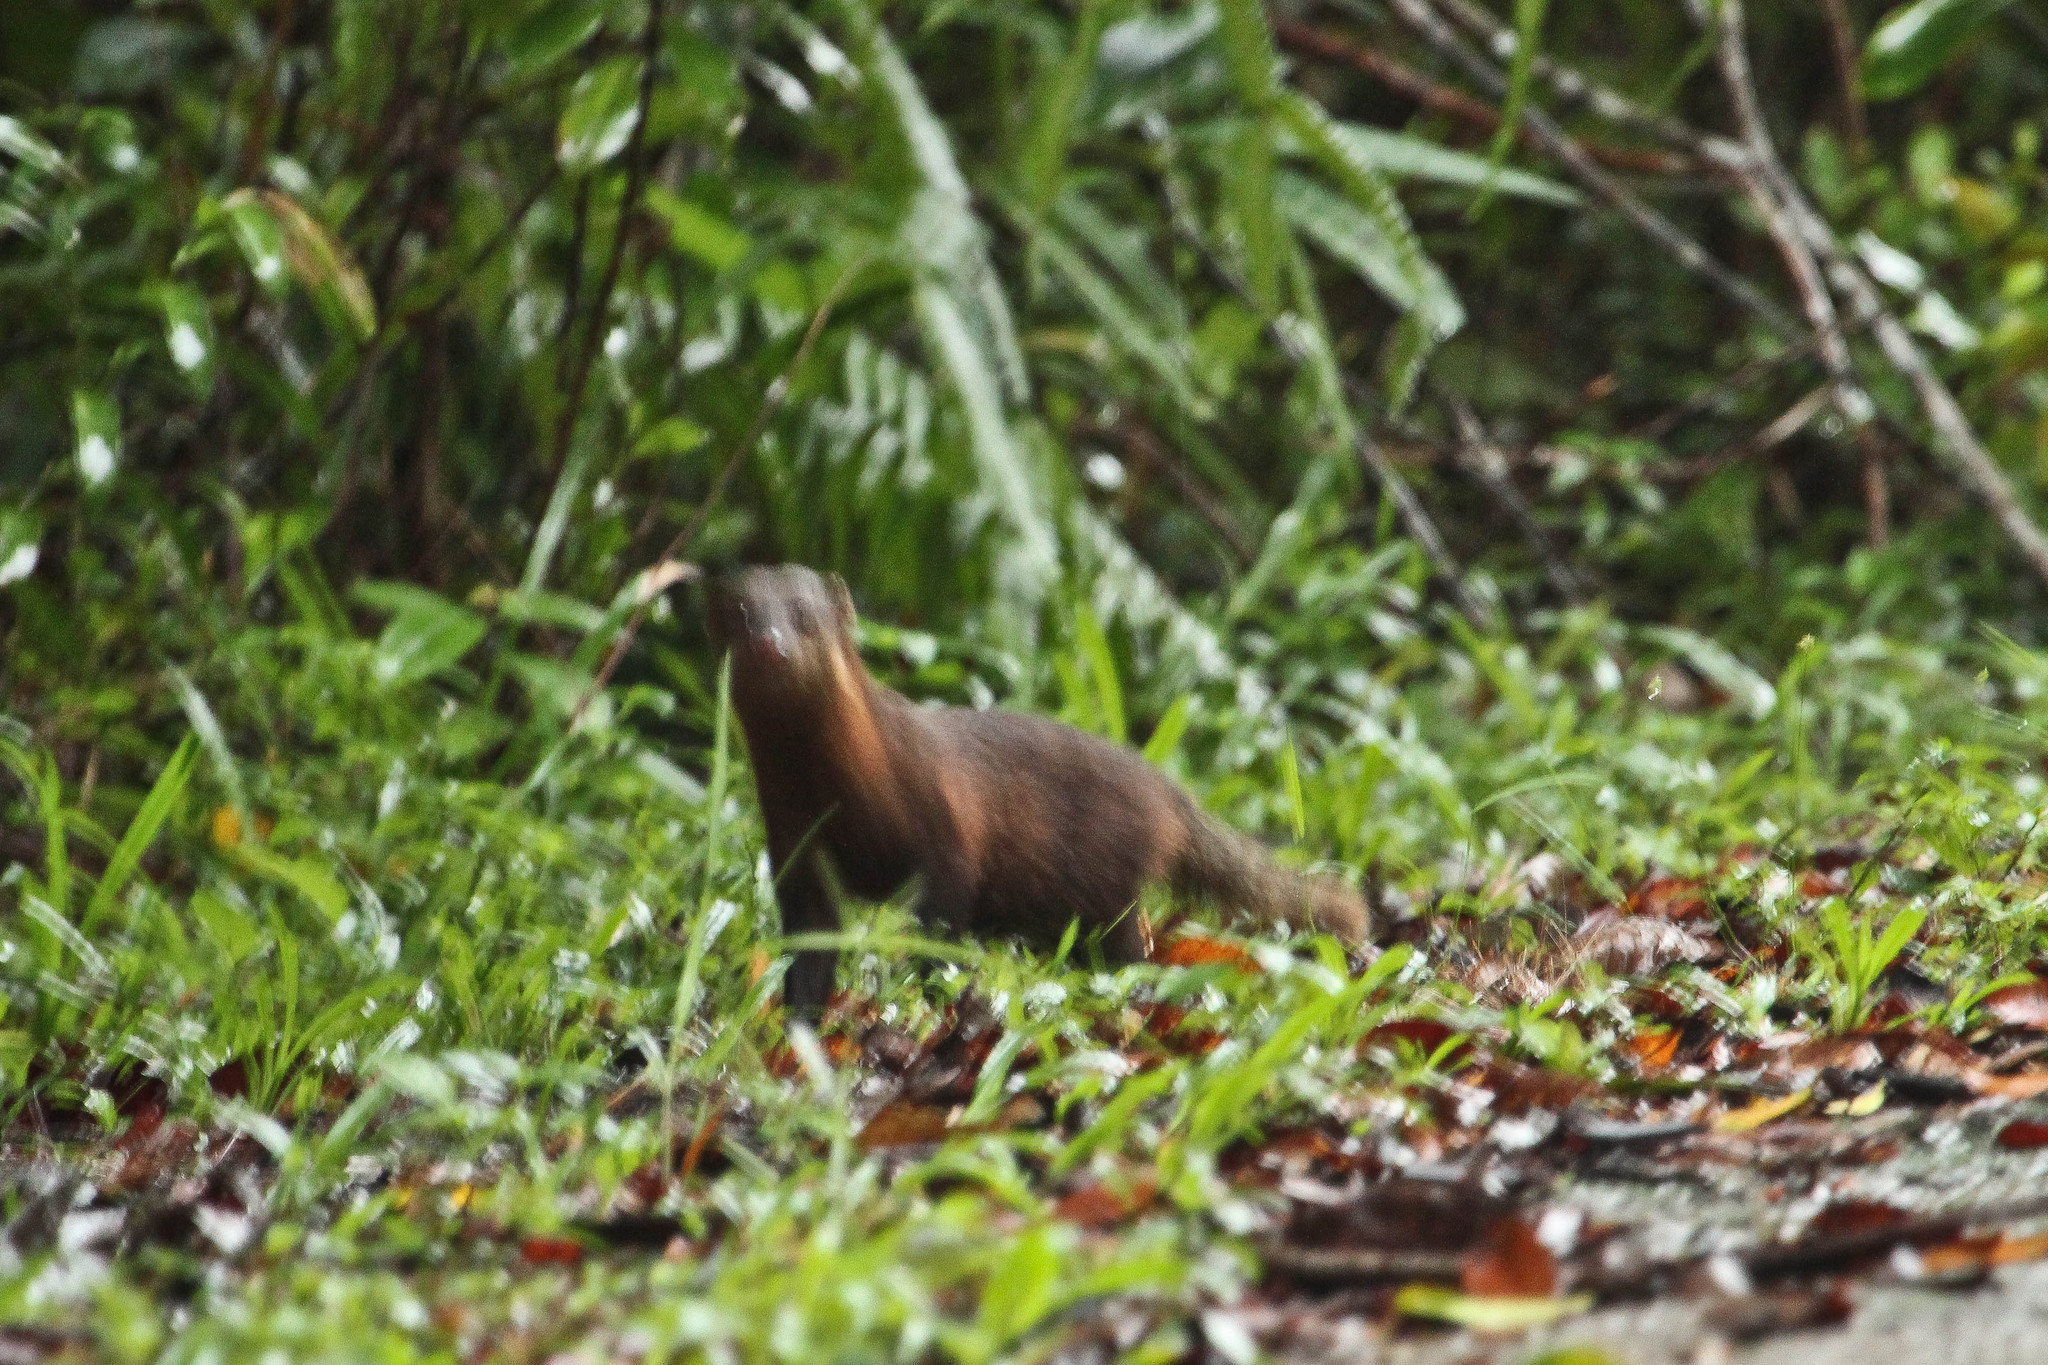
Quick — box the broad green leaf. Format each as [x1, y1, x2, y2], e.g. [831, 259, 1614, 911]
[356, 583, 490, 687]
[1097, 3, 1218, 79]
[230, 841, 351, 923]
[223, 188, 377, 339]
[150, 281, 215, 392]
[0, 509, 39, 586]
[645, 186, 751, 271]
[1864, 0, 2015, 99]
[558, 55, 643, 169]
[71, 390, 121, 489]
[220, 191, 290, 292]
[632, 414, 710, 460]
[977, 1224, 1064, 1344]
[504, 0, 603, 77]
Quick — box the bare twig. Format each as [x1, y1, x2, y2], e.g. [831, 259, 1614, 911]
[1274, 19, 1695, 176]
[1400, 0, 2048, 583]
[1438, 392, 1592, 605]
[1072, 419, 1258, 564]
[1425, 0, 1743, 163]
[1626, 344, 1810, 444]
[1259, 1240, 1466, 1284]
[1384, 0, 1802, 339]
[1691, 0, 1891, 547]
[1814, 0, 1869, 157]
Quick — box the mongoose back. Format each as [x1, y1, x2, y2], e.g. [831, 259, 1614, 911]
[708, 565, 1371, 1017]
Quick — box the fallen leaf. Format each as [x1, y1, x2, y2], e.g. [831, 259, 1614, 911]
[1154, 933, 1261, 972]
[1575, 911, 1717, 976]
[856, 1100, 954, 1150]
[518, 1236, 584, 1266]
[1054, 1173, 1160, 1228]
[1996, 1118, 2048, 1150]
[1983, 979, 2048, 1030]
[1704, 1283, 1851, 1341]
[1461, 1215, 1559, 1298]
[1624, 1027, 1681, 1074]
[1393, 1284, 1592, 1330]
[1625, 875, 1712, 921]
[1713, 1088, 1811, 1134]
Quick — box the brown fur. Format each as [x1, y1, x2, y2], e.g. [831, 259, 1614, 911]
[708, 565, 1372, 1017]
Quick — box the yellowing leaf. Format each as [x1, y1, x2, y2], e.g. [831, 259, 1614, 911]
[1714, 1088, 1811, 1134]
[1393, 1284, 1593, 1330]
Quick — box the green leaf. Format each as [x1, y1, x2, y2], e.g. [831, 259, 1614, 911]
[1017, 0, 1113, 212]
[0, 508, 40, 586]
[1277, 172, 1463, 340]
[1472, 0, 1552, 217]
[645, 186, 751, 271]
[632, 414, 711, 460]
[149, 281, 215, 393]
[229, 842, 350, 923]
[1142, 695, 1194, 766]
[1863, 0, 2015, 99]
[976, 1224, 1063, 1344]
[1219, 119, 1283, 314]
[504, 0, 603, 78]
[1323, 123, 1579, 206]
[355, 583, 490, 687]
[222, 189, 377, 339]
[83, 735, 196, 931]
[558, 55, 644, 170]
[71, 389, 121, 490]
[1074, 602, 1126, 743]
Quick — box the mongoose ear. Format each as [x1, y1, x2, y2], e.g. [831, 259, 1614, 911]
[828, 572, 857, 628]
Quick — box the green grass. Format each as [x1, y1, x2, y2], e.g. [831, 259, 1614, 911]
[4, 561, 2048, 1361]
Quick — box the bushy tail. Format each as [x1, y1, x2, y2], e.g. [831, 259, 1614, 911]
[1169, 799, 1371, 945]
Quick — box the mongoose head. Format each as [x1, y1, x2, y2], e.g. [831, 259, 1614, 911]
[708, 565, 861, 701]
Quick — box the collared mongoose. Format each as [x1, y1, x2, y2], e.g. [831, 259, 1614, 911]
[709, 565, 1371, 1017]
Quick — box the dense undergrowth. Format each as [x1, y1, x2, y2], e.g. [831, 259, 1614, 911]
[8, 0, 2048, 1358]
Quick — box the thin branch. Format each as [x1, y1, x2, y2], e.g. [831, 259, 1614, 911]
[1691, 0, 1890, 547]
[1274, 19, 1695, 176]
[1437, 392, 1593, 605]
[1815, 0, 1870, 157]
[1071, 419, 1258, 564]
[1401, 0, 2045, 576]
[1384, 0, 1803, 340]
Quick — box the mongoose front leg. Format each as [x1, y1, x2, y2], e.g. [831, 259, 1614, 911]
[773, 846, 841, 1021]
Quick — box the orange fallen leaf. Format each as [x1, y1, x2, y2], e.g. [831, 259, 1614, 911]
[519, 1236, 584, 1267]
[1625, 1027, 1681, 1074]
[1461, 1215, 1558, 1298]
[1054, 1173, 1160, 1229]
[856, 1100, 954, 1150]
[1154, 933, 1261, 972]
